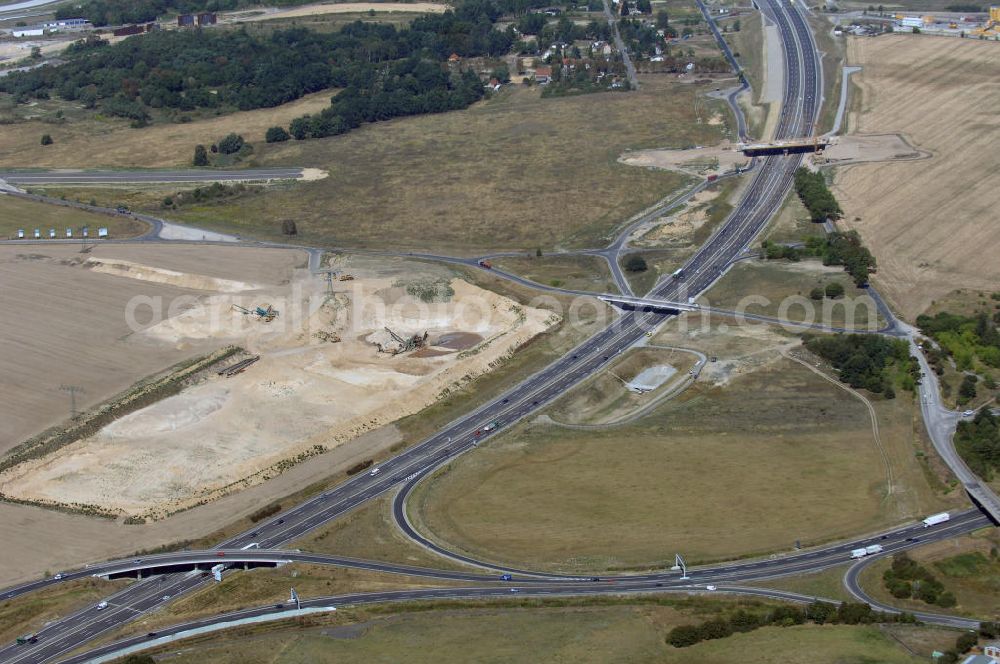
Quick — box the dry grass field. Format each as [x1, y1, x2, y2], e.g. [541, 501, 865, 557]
[704, 258, 885, 329]
[494, 254, 619, 293]
[833, 35, 1000, 320]
[0, 195, 148, 240]
[128, 606, 931, 664]
[408, 317, 949, 571]
[166, 77, 726, 253]
[0, 91, 333, 169]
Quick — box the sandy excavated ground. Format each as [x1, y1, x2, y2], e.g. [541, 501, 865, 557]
[814, 133, 928, 167]
[0, 244, 302, 452]
[618, 142, 748, 177]
[0, 257, 555, 518]
[832, 36, 1000, 320]
[631, 187, 720, 248]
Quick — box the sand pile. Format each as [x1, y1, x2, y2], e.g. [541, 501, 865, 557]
[87, 257, 263, 292]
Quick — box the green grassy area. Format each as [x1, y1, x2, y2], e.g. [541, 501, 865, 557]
[704, 258, 885, 329]
[753, 565, 854, 603]
[0, 578, 130, 645]
[858, 528, 1000, 620]
[132, 599, 935, 664]
[158, 76, 723, 255]
[293, 495, 471, 571]
[763, 189, 825, 245]
[409, 355, 905, 572]
[494, 254, 619, 293]
[0, 195, 148, 240]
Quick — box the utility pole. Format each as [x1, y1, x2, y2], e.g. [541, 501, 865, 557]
[59, 384, 84, 419]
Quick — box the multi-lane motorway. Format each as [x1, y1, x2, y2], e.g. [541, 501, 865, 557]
[0, 1, 992, 662]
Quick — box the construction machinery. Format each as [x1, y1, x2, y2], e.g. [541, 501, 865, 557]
[338, 274, 354, 281]
[255, 304, 278, 322]
[231, 303, 279, 323]
[378, 326, 428, 354]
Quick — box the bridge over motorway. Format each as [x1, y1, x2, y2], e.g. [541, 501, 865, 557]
[738, 137, 830, 156]
[598, 294, 700, 313]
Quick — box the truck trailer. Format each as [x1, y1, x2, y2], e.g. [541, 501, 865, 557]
[922, 512, 950, 527]
[850, 548, 868, 559]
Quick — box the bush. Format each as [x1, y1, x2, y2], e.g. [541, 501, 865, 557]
[346, 459, 373, 476]
[265, 126, 290, 143]
[625, 255, 648, 272]
[825, 281, 845, 299]
[248, 502, 281, 523]
[281, 219, 297, 235]
[810, 286, 825, 300]
[193, 144, 208, 166]
[40, 134, 53, 145]
[218, 133, 245, 155]
[667, 624, 704, 648]
[955, 631, 977, 652]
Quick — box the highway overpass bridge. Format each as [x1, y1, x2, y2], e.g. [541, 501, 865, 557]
[738, 137, 830, 156]
[598, 294, 701, 313]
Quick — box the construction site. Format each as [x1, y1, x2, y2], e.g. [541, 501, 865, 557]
[0, 251, 556, 520]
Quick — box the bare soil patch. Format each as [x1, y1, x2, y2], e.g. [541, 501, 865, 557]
[832, 35, 1000, 320]
[619, 142, 748, 177]
[0, 256, 555, 519]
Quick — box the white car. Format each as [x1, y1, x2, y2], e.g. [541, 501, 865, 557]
[705, 585, 717, 591]
[96, 601, 108, 610]
[962, 410, 975, 417]
[369, 467, 381, 476]
[53, 573, 63, 580]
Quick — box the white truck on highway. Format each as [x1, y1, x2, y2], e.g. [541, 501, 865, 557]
[850, 544, 884, 559]
[922, 512, 950, 527]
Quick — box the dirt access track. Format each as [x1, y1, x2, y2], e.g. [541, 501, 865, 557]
[831, 35, 1000, 320]
[0, 251, 554, 521]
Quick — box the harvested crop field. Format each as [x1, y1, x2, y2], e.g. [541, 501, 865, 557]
[0, 244, 305, 452]
[0, 254, 555, 519]
[832, 35, 1000, 320]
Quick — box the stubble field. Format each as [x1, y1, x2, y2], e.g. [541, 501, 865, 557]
[833, 35, 1000, 320]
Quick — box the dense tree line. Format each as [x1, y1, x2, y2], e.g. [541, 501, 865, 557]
[794, 167, 841, 222]
[955, 410, 1000, 480]
[803, 231, 877, 286]
[285, 58, 486, 141]
[882, 552, 957, 607]
[2, 1, 512, 129]
[667, 601, 915, 648]
[916, 307, 1000, 370]
[804, 333, 918, 395]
